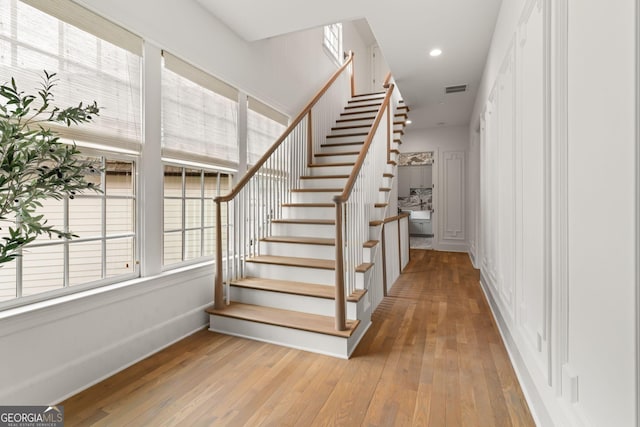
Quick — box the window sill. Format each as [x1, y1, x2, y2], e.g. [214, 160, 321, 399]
[0, 259, 214, 337]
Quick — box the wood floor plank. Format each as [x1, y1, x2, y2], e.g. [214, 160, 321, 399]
[61, 250, 535, 427]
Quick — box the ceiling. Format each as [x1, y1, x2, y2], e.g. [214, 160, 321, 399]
[195, 0, 502, 130]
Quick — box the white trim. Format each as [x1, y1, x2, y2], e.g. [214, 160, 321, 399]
[0, 260, 213, 337]
[479, 273, 564, 427]
[551, 0, 570, 397]
[53, 322, 209, 405]
[636, 0, 640, 424]
[248, 96, 289, 127]
[162, 50, 238, 102]
[21, 0, 142, 55]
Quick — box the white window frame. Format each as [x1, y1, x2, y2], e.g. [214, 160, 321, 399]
[162, 161, 234, 270]
[323, 23, 343, 65]
[0, 149, 139, 310]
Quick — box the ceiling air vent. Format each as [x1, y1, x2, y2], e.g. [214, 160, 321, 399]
[445, 84, 467, 94]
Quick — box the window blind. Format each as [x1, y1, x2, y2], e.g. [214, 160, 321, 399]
[247, 96, 287, 165]
[162, 51, 239, 166]
[0, 0, 143, 152]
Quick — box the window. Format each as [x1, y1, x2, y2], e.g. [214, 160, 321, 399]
[163, 165, 232, 267]
[247, 97, 288, 165]
[162, 51, 238, 167]
[0, 0, 143, 152]
[0, 155, 137, 305]
[323, 23, 343, 65]
[0, 0, 142, 308]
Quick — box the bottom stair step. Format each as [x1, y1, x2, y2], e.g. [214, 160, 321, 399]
[206, 302, 359, 338]
[231, 277, 368, 303]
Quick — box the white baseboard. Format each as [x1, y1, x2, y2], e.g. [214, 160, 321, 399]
[479, 271, 555, 427]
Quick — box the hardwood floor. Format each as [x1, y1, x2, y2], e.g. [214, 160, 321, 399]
[62, 250, 535, 426]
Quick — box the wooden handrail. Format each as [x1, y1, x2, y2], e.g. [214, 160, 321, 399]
[332, 82, 395, 331]
[215, 51, 354, 203]
[333, 83, 394, 204]
[214, 51, 355, 310]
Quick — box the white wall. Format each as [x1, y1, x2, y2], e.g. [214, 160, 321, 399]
[469, 0, 639, 426]
[0, 0, 375, 405]
[402, 125, 469, 252]
[73, 0, 373, 116]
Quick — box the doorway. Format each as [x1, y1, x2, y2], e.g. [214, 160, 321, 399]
[397, 152, 435, 249]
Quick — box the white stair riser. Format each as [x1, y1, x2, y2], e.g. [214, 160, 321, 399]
[291, 191, 341, 204]
[325, 134, 367, 144]
[330, 126, 371, 136]
[378, 192, 391, 204]
[281, 205, 334, 220]
[369, 224, 382, 240]
[299, 177, 348, 189]
[308, 165, 354, 175]
[319, 143, 364, 154]
[229, 286, 358, 318]
[209, 316, 352, 359]
[363, 246, 375, 263]
[314, 153, 359, 164]
[259, 241, 335, 259]
[347, 97, 384, 105]
[340, 111, 379, 120]
[335, 118, 375, 127]
[350, 94, 385, 102]
[343, 105, 382, 114]
[271, 222, 334, 238]
[245, 262, 334, 284]
[394, 123, 406, 132]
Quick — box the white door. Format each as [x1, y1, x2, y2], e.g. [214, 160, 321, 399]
[370, 46, 389, 92]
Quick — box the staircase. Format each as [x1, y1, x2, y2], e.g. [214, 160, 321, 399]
[207, 55, 407, 358]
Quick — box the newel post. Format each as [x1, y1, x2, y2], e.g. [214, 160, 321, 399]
[307, 110, 313, 167]
[214, 198, 224, 309]
[334, 198, 347, 331]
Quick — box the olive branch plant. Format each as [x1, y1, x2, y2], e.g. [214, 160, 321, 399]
[0, 71, 101, 264]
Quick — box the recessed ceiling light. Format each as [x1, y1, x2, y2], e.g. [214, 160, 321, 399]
[405, 119, 412, 125]
[429, 48, 442, 57]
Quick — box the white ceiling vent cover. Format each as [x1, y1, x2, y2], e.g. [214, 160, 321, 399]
[445, 84, 467, 94]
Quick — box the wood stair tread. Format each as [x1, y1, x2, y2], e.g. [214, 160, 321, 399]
[229, 277, 367, 303]
[383, 173, 394, 178]
[326, 132, 369, 138]
[351, 91, 385, 98]
[356, 263, 374, 273]
[375, 203, 388, 208]
[206, 302, 359, 338]
[272, 218, 335, 225]
[308, 162, 356, 167]
[231, 277, 335, 299]
[300, 174, 349, 180]
[291, 188, 343, 193]
[332, 124, 373, 131]
[246, 255, 335, 270]
[281, 203, 333, 208]
[336, 116, 375, 123]
[261, 236, 335, 246]
[363, 240, 379, 248]
[370, 220, 383, 226]
[315, 151, 360, 157]
[320, 141, 364, 148]
[379, 187, 392, 192]
[345, 103, 382, 109]
[341, 109, 378, 116]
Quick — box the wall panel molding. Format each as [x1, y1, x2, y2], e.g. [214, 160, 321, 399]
[442, 150, 466, 240]
[551, 0, 570, 399]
